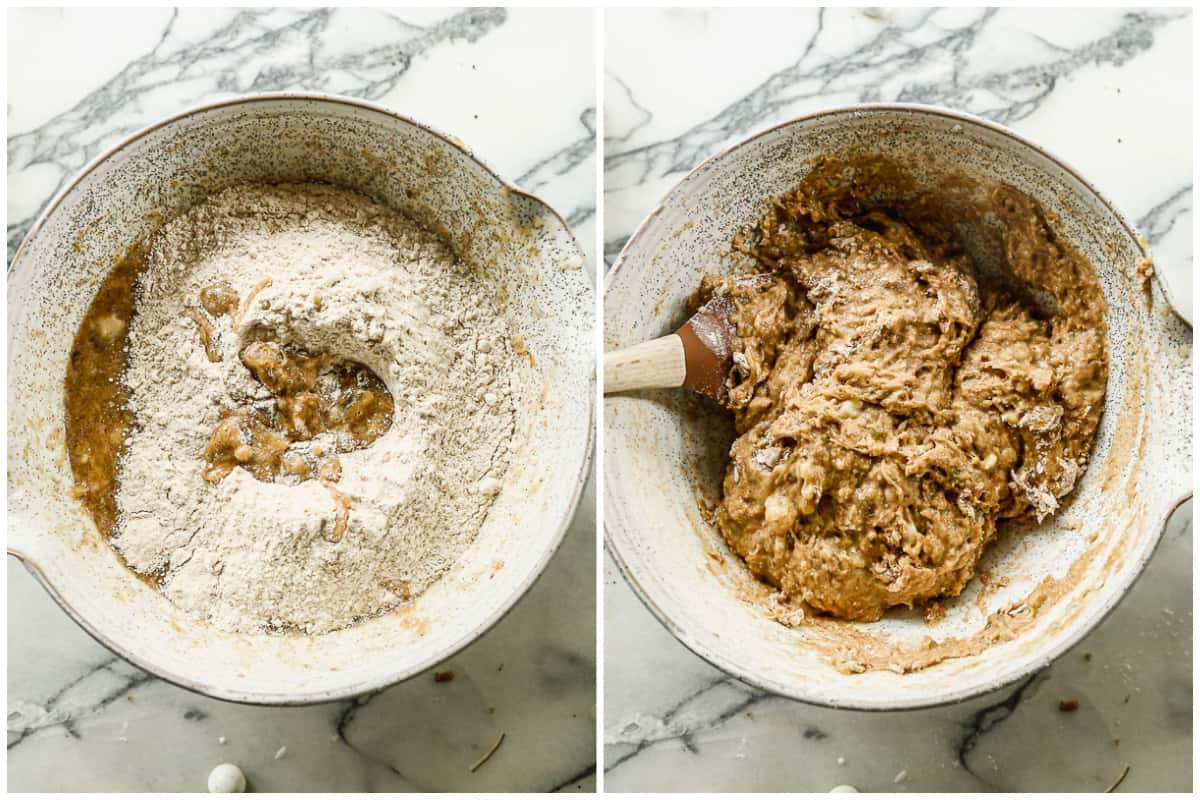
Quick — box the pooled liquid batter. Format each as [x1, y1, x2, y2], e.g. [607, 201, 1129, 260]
[64, 243, 147, 539]
[707, 158, 1108, 622]
[201, 340, 394, 486]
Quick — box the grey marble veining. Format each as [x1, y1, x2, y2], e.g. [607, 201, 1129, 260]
[604, 7, 1191, 793]
[604, 8, 1192, 314]
[7, 7, 596, 792]
[8, 7, 597, 271]
[604, 503, 1191, 793]
[608, 8, 1178, 181]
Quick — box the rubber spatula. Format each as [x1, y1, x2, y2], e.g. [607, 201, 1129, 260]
[603, 293, 737, 403]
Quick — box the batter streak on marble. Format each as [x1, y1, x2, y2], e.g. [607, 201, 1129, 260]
[7, 7, 596, 792]
[604, 7, 1190, 792]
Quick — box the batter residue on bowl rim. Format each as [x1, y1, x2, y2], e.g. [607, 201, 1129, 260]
[701, 156, 1109, 639]
[65, 182, 517, 635]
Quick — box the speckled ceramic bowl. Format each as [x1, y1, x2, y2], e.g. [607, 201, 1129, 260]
[605, 104, 1191, 710]
[8, 94, 594, 704]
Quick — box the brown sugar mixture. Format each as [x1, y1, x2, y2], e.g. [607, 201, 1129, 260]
[704, 157, 1109, 622]
[64, 243, 147, 537]
[201, 339, 393, 486]
[202, 335, 394, 547]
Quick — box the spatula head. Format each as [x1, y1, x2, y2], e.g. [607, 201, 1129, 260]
[677, 293, 737, 402]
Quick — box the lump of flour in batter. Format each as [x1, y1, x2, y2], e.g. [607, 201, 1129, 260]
[707, 157, 1108, 622]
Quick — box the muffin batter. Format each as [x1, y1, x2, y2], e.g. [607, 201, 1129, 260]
[706, 158, 1108, 622]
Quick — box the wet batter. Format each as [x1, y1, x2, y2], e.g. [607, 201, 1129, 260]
[706, 158, 1109, 622]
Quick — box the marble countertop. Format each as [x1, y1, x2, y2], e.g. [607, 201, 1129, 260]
[603, 8, 1192, 793]
[7, 8, 596, 792]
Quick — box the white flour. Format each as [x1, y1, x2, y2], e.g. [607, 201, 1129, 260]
[115, 183, 515, 634]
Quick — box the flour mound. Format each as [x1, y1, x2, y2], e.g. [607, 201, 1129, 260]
[115, 183, 515, 635]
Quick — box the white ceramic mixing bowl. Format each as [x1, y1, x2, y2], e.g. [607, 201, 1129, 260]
[8, 94, 594, 704]
[605, 104, 1190, 710]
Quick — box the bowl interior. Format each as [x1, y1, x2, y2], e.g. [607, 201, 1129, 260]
[604, 106, 1187, 708]
[8, 96, 593, 702]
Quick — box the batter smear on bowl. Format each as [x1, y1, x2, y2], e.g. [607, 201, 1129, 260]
[703, 158, 1108, 622]
[65, 183, 516, 634]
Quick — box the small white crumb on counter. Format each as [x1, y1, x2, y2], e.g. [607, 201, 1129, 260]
[894, 769, 908, 783]
[830, 785, 859, 793]
[837, 756, 846, 765]
[218, 736, 227, 745]
[207, 763, 246, 793]
[274, 745, 288, 760]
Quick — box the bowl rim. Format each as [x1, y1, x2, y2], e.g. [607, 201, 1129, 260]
[603, 102, 1190, 328]
[7, 91, 596, 706]
[603, 101, 1191, 711]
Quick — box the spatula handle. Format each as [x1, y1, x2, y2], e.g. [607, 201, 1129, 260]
[603, 334, 687, 394]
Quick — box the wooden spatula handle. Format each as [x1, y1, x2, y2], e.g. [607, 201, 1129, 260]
[604, 334, 687, 394]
